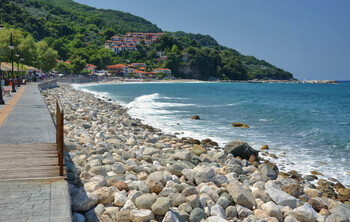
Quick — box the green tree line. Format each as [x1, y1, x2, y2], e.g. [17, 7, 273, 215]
[0, 28, 57, 72]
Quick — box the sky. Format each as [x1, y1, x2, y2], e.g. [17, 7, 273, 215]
[75, 0, 350, 80]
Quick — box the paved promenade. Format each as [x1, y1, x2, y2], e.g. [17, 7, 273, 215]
[0, 83, 56, 143]
[0, 83, 71, 222]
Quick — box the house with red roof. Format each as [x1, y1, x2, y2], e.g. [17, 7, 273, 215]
[153, 68, 171, 75]
[107, 64, 129, 76]
[85, 63, 98, 74]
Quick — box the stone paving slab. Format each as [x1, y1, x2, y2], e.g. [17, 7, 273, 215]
[0, 179, 71, 222]
[0, 83, 56, 144]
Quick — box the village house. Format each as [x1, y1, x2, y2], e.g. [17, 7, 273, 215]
[85, 63, 98, 74]
[106, 64, 129, 76]
[105, 32, 164, 54]
[153, 68, 172, 76]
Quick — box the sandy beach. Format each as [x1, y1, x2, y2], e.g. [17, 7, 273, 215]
[41, 84, 350, 222]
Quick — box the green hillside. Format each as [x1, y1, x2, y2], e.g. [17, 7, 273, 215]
[0, 0, 293, 80]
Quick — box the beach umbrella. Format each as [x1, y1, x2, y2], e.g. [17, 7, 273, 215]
[0, 62, 12, 72]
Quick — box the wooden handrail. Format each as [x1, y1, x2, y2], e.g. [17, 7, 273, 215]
[56, 98, 64, 176]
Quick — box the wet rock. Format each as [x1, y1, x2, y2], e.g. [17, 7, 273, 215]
[260, 145, 269, 150]
[191, 115, 200, 120]
[224, 140, 258, 160]
[232, 123, 250, 128]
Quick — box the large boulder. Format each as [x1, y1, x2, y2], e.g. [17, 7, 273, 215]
[329, 204, 350, 218]
[226, 181, 257, 210]
[285, 203, 318, 222]
[266, 187, 297, 208]
[224, 140, 258, 160]
[71, 188, 98, 212]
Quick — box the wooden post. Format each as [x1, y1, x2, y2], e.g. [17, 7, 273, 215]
[56, 98, 64, 176]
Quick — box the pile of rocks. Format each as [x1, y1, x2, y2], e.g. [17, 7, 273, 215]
[42, 85, 350, 222]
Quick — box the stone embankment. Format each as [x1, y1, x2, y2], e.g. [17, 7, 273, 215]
[42, 86, 350, 222]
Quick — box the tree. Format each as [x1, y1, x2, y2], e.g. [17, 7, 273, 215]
[19, 35, 36, 65]
[103, 28, 115, 41]
[36, 40, 58, 72]
[70, 56, 86, 74]
[56, 62, 72, 75]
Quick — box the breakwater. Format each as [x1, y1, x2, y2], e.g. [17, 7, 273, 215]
[42, 85, 350, 222]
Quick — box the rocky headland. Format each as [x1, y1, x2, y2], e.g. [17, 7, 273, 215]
[41, 85, 350, 222]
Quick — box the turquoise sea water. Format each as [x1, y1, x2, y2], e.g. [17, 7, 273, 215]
[74, 82, 350, 185]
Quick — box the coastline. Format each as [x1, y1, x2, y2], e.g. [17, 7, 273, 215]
[42, 84, 350, 221]
[69, 77, 339, 87]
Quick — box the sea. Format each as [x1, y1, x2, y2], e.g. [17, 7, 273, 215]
[73, 81, 350, 186]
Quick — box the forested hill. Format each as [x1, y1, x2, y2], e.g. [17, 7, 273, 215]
[0, 0, 294, 80]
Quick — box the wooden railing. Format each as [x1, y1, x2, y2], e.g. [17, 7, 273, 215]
[56, 98, 64, 176]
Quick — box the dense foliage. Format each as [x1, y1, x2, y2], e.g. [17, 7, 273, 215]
[0, 28, 58, 72]
[0, 0, 293, 79]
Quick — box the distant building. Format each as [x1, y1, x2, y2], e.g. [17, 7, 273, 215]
[132, 63, 146, 68]
[105, 32, 164, 54]
[107, 64, 129, 76]
[85, 63, 98, 74]
[156, 51, 165, 57]
[153, 68, 171, 75]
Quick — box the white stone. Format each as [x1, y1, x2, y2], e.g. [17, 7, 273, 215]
[130, 209, 155, 222]
[207, 216, 229, 222]
[114, 190, 127, 207]
[211, 204, 226, 219]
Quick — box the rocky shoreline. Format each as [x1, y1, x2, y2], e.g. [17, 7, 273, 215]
[42, 85, 350, 222]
